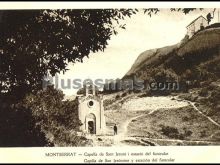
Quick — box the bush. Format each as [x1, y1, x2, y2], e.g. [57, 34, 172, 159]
[198, 88, 209, 97]
[115, 95, 120, 99]
[200, 130, 207, 138]
[207, 84, 215, 91]
[182, 116, 189, 122]
[0, 100, 50, 147]
[161, 125, 180, 139]
[205, 23, 220, 30]
[23, 86, 83, 146]
[161, 125, 192, 140]
[121, 92, 127, 97]
[211, 131, 220, 141]
[103, 99, 115, 107]
[139, 92, 149, 98]
[184, 130, 192, 137]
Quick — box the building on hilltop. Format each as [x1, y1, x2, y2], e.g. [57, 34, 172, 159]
[186, 15, 208, 38]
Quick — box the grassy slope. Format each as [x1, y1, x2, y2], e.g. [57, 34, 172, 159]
[102, 28, 220, 146]
[124, 28, 220, 81]
[104, 109, 149, 135]
[124, 44, 177, 77]
[177, 28, 220, 56]
[127, 106, 220, 142]
[121, 27, 220, 125]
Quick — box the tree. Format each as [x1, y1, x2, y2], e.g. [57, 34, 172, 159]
[0, 8, 206, 99]
[0, 9, 137, 99]
[0, 8, 208, 146]
[0, 95, 50, 147]
[24, 85, 83, 146]
[206, 8, 216, 25]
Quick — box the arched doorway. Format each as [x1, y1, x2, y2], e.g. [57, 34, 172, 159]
[85, 113, 96, 134]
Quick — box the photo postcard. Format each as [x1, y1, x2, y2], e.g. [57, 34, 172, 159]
[0, 1, 220, 163]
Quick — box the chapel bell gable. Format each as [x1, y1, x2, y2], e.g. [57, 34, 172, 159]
[78, 84, 105, 135]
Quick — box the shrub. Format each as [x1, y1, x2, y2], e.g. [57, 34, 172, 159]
[121, 92, 127, 97]
[161, 125, 192, 140]
[198, 88, 209, 97]
[205, 23, 220, 30]
[0, 99, 50, 147]
[200, 130, 207, 138]
[182, 116, 189, 122]
[211, 131, 220, 141]
[184, 130, 193, 137]
[207, 84, 215, 91]
[103, 99, 114, 107]
[139, 92, 149, 98]
[115, 95, 120, 99]
[23, 86, 83, 146]
[177, 142, 183, 146]
[161, 125, 180, 139]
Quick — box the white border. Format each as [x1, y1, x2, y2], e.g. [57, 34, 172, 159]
[0, 2, 220, 9]
[1, 1, 220, 163]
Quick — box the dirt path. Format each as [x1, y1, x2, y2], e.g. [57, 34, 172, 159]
[112, 106, 220, 146]
[112, 114, 144, 146]
[112, 99, 220, 146]
[189, 102, 220, 128]
[112, 108, 164, 146]
[90, 96, 220, 146]
[90, 96, 190, 146]
[175, 97, 220, 128]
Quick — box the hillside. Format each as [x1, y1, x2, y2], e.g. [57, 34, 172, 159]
[124, 28, 220, 82]
[122, 27, 220, 124]
[92, 27, 220, 146]
[125, 44, 178, 77]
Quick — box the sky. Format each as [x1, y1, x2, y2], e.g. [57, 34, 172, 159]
[55, 8, 219, 96]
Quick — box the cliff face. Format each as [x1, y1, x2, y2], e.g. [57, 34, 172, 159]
[125, 45, 177, 77]
[124, 28, 220, 85]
